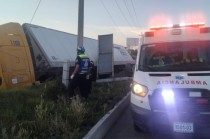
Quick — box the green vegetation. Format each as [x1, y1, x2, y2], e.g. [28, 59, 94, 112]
[0, 79, 130, 139]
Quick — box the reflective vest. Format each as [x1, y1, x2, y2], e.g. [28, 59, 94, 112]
[78, 54, 90, 74]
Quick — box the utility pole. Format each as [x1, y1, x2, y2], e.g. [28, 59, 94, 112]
[77, 0, 84, 48]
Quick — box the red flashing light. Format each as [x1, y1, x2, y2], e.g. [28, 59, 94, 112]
[145, 31, 154, 37]
[180, 22, 205, 27]
[200, 27, 210, 33]
[150, 24, 173, 30]
[150, 22, 205, 31]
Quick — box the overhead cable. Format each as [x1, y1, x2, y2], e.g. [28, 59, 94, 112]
[100, 0, 127, 40]
[114, 0, 133, 27]
[131, 0, 140, 26]
[123, 0, 138, 27]
[30, 0, 42, 23]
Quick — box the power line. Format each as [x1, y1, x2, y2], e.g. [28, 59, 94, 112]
[114, 0, 132, 27]
[30, 0, 42, 23]
[131, 0, 140, 26]
[100, 0, 118, 29]
[123, 0, 138, 27]
[100, 0, 127, 41]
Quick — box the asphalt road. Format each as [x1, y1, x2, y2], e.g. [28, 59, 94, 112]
[103, 105, 209, 139]
[103, 104, 150, 139]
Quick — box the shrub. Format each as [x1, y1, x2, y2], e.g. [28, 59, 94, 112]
[0, 79, 131, 139]
[42, 79, 68, 101]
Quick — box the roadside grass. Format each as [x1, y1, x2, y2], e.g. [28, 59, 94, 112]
[0, 86, 42, 127]
[0, 79, 131, 139]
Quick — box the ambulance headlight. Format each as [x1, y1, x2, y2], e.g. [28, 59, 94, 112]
[131, 82, 148, 97]
[161, 89, 175, 104]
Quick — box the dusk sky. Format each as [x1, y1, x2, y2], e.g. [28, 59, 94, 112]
[0, 0, 209, 46]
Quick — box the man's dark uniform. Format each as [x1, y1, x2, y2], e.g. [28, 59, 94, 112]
[69, 46, 90, 98]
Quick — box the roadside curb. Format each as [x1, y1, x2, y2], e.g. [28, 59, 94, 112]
[82, 93, 130, 139]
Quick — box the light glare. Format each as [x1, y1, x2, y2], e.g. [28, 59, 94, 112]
[161, 89, 175, 104]
[133, 84, 143, 94]
[132, 84, 148, 97]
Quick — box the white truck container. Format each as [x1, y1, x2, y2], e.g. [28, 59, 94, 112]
[0, 22, 135, 88]
[22, 23, 135, 81]
[130, 22, 210, 135]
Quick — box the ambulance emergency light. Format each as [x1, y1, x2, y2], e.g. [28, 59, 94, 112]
[180, 22, 205, 27]
[145, 22, 209, 37]
[149, 22, 205, 30]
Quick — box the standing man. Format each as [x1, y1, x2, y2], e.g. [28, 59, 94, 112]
[69, 46, 90, 98]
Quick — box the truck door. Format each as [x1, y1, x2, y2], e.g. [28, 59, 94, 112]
[98, 34, 114, 78]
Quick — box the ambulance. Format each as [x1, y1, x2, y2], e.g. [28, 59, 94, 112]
[130, 22, 210, 135]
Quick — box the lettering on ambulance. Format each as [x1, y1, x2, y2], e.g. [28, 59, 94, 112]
[157, 80, 208, 85]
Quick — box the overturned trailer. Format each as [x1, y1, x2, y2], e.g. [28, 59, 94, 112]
[23, 23, 135, 81]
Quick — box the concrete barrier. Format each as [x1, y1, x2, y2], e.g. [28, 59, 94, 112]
[96, 77, 132, 83]
[82, 93, 130, 139]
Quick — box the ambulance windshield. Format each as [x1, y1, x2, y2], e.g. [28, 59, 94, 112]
[139, 41, 210, 71]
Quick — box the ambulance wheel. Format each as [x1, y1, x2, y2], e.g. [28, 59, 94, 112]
[133, 122, 157, 135]
[133, 123, 148, 133]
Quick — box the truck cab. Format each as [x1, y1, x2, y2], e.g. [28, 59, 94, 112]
[130, 22, 210, 135]
[0, 23, 35, 89]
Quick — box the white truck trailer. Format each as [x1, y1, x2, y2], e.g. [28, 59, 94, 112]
[23, 23, 135, 81]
